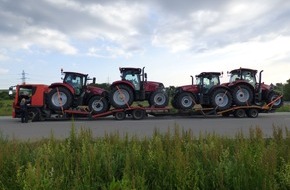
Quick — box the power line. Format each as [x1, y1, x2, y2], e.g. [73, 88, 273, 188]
[21, 70, 29, 84]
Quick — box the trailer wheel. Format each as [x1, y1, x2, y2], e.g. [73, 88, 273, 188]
[176, 92, 195, 110]
[132, 109, 145, 120]
[266, 91, 283, 108]
[47, 87, 72, 111]
[110, 85, 134, 109]
[232, 85, 253, 106]
[114, 111, 126, 120]
[211, 88, 232, 111]
[88, 96, 109, 114]
[149, 90, 169, 108]
[234, 109, 246, 118]
[246, 109, 259, 118]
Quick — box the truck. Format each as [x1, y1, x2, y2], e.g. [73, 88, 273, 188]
[9, 69, 282, 122]
[9, 70, 110, 121]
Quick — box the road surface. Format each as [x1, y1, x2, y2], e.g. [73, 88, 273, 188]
[0, 113, 289, 140]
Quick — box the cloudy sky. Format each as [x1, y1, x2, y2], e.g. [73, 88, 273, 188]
[1, 0, 290, 89]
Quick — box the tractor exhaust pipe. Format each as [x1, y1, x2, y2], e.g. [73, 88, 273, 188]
[257, 70, 263, 101]
[190, 75, 194, 85]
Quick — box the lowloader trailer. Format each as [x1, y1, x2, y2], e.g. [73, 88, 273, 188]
[63, 95, 282, 120]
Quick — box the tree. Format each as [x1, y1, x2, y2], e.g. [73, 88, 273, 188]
[283, 79, 290, 101]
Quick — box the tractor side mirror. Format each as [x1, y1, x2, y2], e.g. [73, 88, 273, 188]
[92, 77, 96, 84]
[144, 73, 147, 81]
[8, 86, 15, 98]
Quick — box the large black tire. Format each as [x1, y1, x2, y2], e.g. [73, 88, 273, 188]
[246, 109, 259, 118]
[266, 91, 283, 108]
[171, 97, 179, 109]
[110, 85, 134, 109]
[132, 109, 145, 120]
[176, 92, 195, 110]
[232, 85, 253, 106]
[149, 90, 169, 108]
[88, 96, 109, 114]
[47, 87, 73, 111]
[234, 109, 246, 118]
[211, 88, 232, 111]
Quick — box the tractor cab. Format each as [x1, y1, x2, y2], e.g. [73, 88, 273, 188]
[120, 67, 147, 91]
[229, 68, 257, 87]
[196, 72, 221, 94]
[63, 72, 88, 95]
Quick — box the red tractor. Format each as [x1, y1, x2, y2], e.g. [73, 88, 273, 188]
[46, 70, 110, 114]
[172, 72, 232, 111]
[223, 68, 283, 108]
[109, 67, 169, 108]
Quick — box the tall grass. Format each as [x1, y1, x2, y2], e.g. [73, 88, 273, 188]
[0, 126, 290, 189]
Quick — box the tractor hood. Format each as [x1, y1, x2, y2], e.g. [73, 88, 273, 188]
[260, 82, 272, 91]
[86, 85, 107, 95]
[144, 81, 165, 91]
[176, 85, 199, 93]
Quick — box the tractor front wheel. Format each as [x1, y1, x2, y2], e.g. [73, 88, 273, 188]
[149, 90, 169, 108]
[266, 91, 283, 108]
[88, 96, 110, 114]
[211, 88, 232, 111]
[47, 87, 73, 111]
[110, 85, 134, 109]
[176, 92, 195, 110]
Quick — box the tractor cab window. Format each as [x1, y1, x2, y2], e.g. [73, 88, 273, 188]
[242, 71, 256, 86]
[123, 72, 141, 90]
[230, 73, 240, 82]
[65, 74, 84, 95]
[18, 87, 33, 105]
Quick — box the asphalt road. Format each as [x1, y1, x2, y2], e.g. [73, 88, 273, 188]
[0, 113, 290, 140]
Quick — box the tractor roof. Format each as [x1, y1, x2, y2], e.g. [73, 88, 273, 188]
[119, 67, 142, 74]
[230, 68, 257, 74]
[63, 71, 88, 77]
[196, 72, 221, 78]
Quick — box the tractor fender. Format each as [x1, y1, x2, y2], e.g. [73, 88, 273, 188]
[111, 80, 135, 90]
[49, 83, 75, 95]
[208, 85, 231, 95]
[227, 81, 255, 93]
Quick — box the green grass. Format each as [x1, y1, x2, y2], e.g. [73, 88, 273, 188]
[276, 104, 290, 112]
[0, 126, 290, 189]
[0, 99, 12, 116]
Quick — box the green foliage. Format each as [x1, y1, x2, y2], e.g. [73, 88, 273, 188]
[1, 126, 290, 189]
[0, 91, 11, 100]
[0, 99, 12, 116]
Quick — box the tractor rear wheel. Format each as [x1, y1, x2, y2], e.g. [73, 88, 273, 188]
[47, 87, 73, 111]
[110, 85, 134, 109]
[211, 88, 232, 111]
[171, 97, 179, 109]
[266, 91, 283, 108]
[88, 96, 110, 114]
[232, 85, 253, 106]
[176, 92, 195, 110]
[149, 90, 169, 108]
